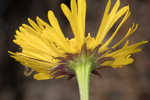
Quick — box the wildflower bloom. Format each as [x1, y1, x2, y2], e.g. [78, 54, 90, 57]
[9, 0, 147, 100]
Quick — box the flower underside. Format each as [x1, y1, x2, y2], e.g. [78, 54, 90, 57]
[9, 0, 147, 80]
[46, 44, 114, 79]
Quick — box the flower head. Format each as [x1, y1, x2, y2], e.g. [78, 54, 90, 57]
[9, 0, 147, 81]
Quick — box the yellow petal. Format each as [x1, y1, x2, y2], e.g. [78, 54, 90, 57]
[61, 3, 72, 23]
[33, 73, 64, 80]
[48, 10, 71, 52]
[61, 0, 86, 51]
[112, 24, 138, 48]
[22, 24, 36, 33]
[48, 10, 65, 40]
[86, 33, 97, 49]
[71, 0, 77, 15]
[28, 18, 42, 32]
[61, 1, 78, 38]
[96, 0, 129, 48]
[34, 73, 52, 80]
[61, 3, 78, 36]
[99, 6, 130, 52]
[8, 51, 56, 73]
[102, 0, 111, 24]
[36, 16, 51, 30]
[100, 41, 148, 68]
[77, 0, 86, 38]
[14, 28, 61, 58]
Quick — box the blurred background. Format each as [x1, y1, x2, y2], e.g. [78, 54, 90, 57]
[1, 0, 150, 100]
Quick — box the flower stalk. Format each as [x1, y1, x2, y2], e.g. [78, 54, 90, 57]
[70, 53, 96, 100]
[75, 63, 91, 100]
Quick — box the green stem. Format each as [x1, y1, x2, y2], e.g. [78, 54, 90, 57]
[69, 53, 96, 100]
[74, 61, 92, 100]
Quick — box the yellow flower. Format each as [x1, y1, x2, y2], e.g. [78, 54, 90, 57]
[9, 0, 147, 81]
